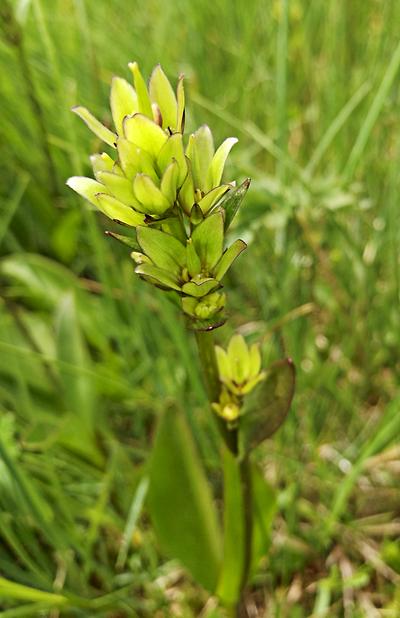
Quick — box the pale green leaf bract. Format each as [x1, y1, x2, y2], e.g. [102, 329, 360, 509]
[214, 239, 247, 280]
[71, 106, 117, 148]
[136, 226, 186, 275]
[149, 64, 178, 130]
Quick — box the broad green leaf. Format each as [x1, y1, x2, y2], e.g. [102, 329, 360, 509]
[110, 76, 138, 134]
[207, 137, 238, 188]
[96, 171, 135, 204]
[135, 263, 181, 291]
[192, 211, 224, 270]
[133, 174, 171, 214]
[66, 176, 109, 206]
[96, 194, 145, 226]
[239, 359, 295, 454]
[182, 278, 220, 298]
[216, 178, 251, 231]
[136, 226, 186, 274]
[214, 239, 247, 280]
[71, 106, 117, 148]
[149, 64, 178, 130]
[148, 406, 222, 591]
[128, 61, 153, 118]
[157, 133, 187, 184]
[187, 125, 214, 191]
[198, 185, 229, 214]
[123, 113, 167, 158]
[160, 160, 179, 203]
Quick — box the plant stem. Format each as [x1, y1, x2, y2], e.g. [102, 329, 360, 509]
[195, 330, 253, 616]
[195, 330, 237, 453]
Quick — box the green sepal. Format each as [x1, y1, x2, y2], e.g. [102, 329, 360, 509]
[104, 230, 141, 251]
[72, 106, 117, 148]
[213, 178, 251, 231]
[190, 202, 204, 225]
[110, 76, 138, 135]
[149, 64, 178, 130]
[128, 61, 153, 118]
[239, 359, 295, 455]
[192, 211, 224, 270]
[214, 239, 247, 280]
[136, 226, 186, 275]
[182, 278, 220, 298]
[135, 263, 181, 291]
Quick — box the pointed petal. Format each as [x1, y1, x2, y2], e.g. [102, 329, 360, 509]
[96, 170, 136, 204]
[110, 76, 138, 134]
[186, 125, 214, 191]
[228, 334, 250, 384]
[90, 152, 115, 175]
[214, 239, 247, 280]
[128, 61, 153, 118]
[96, 193, 146, 226]
[249, 344, 262, 379]
[178, 159, 195, 214]
[207, 137, 238, 188]
[149, 64, 178, 130]
[123, 113, 167, 158]
[66, 176, 109, 206]
[117, 137, 157, 182]
[186, 238, 202, 277]
[133, 174, 171, 215]
[72, 106, 117, 148]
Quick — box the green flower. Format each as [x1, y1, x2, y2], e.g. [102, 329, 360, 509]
[67, 62, 238, 225]
[215, 335, 266, 397]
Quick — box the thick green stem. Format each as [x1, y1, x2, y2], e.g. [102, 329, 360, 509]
[239, 454, 253, 595]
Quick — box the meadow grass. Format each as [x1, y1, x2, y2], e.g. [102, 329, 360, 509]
[0, 0, 400, 615]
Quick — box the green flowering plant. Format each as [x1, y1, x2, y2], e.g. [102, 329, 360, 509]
[67, 62, 295, 614]
[67, 62, 247, 329]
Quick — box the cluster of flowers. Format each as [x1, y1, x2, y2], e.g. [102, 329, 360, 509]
[67, 62, 249, 328]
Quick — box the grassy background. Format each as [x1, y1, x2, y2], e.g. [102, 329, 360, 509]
[1, 0, 400, 615]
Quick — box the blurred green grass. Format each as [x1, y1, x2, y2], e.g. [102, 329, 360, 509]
[1, 0, 400, 616]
